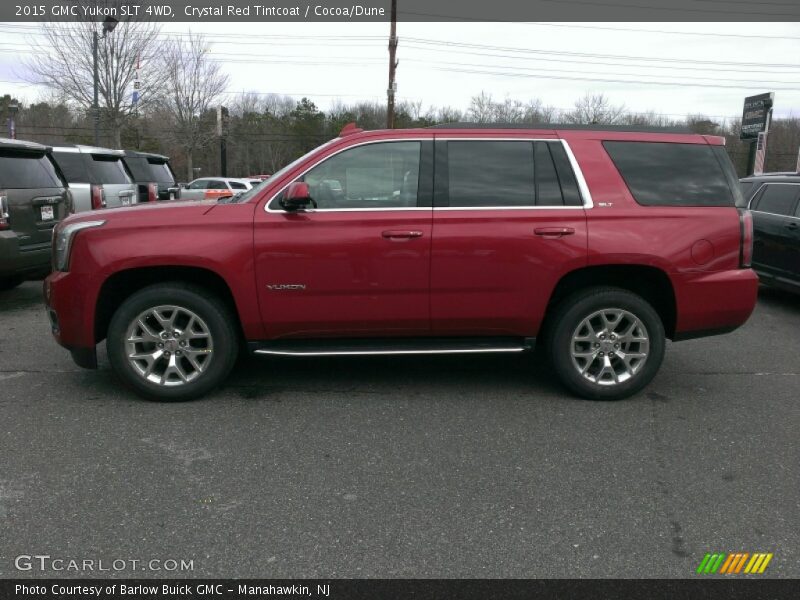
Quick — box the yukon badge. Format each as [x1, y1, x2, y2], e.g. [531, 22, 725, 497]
[267, 284, 306, 291]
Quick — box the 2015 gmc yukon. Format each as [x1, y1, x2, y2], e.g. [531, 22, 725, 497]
[43, 124, 758, 402]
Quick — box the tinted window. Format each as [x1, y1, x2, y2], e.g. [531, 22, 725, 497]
[448, 141, 534, 207]
[148, 160, 176, 184]
[549, 143, 582, 206]
[604, 141, 735, 207]
[0, 151, 63, 189]
[534, 142, 563, 206]
[230, 181, 247, 190]
[207, 180, 227, 190]
[753, 184, 799, 216]
[124, 156, 152, 182]
[53, 152, 90, 183]
[740, 181, 757, 202]
[294, 141, 420, 209]
[187, 179, 209, 190]
[89, 155, 131, 184]
[711, 146, 746, 207]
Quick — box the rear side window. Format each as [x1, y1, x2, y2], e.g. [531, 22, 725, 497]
[0, 151, 63, 189]
[89, 155, 131, 185]
[752, 184, 800, 216]
[208, 180, 227, 189]
[447, 141, 534, 207]
[230, 181, 247, 190]
[52, 152, 90, 184]
[603, 141, 736, 207]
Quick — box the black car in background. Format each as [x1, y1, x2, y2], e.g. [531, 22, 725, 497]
[740, 174, 800, 293]
[0, 138, 69, 290]
[122, 150, 181, 203]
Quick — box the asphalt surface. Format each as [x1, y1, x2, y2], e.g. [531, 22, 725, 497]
[0, 281, 798, 579]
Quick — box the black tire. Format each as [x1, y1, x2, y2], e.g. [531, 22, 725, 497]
[107, 283, 239, 401]
[546, 286, 665, 401]
[0, 277, 23, 291]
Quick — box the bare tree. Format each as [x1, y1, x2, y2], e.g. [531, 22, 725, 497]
[158, 33, 229, 180]
[565, 92, 626, 125]
[25, 2, 162, 147]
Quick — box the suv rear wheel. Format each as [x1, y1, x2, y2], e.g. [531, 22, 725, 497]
[107, 284, 238, 401]
[547, 287, 665, 401]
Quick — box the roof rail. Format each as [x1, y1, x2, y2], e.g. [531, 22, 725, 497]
[428, 122, 694, 134]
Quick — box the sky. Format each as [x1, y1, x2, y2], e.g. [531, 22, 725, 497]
[0, 21, 799, 122]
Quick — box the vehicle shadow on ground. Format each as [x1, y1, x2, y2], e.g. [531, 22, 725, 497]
[224, 351, 569, 402]
[757, 285, 799, 311]
[0, 280, 45, 313]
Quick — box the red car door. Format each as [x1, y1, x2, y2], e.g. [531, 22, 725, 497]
[430, 137, 589, 337]
[253, 139, 434, 339]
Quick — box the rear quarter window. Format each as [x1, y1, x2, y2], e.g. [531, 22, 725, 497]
[603, 141, 738, 207]
[0, 151, 63, 189]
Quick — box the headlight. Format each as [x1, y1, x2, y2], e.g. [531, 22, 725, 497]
[53, 220, 105, 272]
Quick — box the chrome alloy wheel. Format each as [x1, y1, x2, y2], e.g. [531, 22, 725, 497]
[569, 308, 650, 386]
[124, 305, 213, 387]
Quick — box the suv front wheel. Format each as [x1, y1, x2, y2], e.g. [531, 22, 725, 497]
[107, 284, 239, 401]
[547, 287, 665, 401]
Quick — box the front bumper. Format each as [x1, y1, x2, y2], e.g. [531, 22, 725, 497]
[44, 270, 98, 369]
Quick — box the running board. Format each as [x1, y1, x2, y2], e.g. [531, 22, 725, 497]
[250, 337, 535, 357]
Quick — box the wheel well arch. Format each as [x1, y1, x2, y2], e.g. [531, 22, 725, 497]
[94, 266, 242, 344]
[542, 265, 677, 340]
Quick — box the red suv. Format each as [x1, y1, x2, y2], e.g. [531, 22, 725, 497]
[43, 124, 758, 401]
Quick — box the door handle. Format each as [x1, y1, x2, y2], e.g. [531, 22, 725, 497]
[382, 230, 423, 240]
[534, 227, 575, 238]
[785, 222, 798, 231]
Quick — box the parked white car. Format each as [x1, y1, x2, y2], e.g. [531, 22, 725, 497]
[180, 177, 255, 201]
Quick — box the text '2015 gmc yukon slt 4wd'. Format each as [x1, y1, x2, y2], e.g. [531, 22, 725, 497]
[43, 124, 758, 402]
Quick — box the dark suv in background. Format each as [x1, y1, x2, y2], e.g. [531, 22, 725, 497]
[0, 138, 69, 290]
[122, 150, 181, 203]
[740, 173, 800, 293]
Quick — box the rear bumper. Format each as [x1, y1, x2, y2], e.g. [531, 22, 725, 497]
[673, 268, 759, 339]
[0, 232, 51, 279]
[43, 270, 98, 369]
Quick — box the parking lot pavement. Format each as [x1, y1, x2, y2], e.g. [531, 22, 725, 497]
[0, 281, 798, 579]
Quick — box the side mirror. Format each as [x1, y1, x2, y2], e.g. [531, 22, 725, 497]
[280, 181, 313, 211]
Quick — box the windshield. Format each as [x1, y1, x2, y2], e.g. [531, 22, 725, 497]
[230, 139, 338, 203]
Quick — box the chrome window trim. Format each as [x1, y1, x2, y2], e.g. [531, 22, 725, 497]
[263, 137, 593, 214]
[747, 182, 800, 218]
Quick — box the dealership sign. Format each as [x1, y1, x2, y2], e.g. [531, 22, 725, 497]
[740, 92, 774, 140]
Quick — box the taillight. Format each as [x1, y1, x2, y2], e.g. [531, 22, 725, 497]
[0, 192, 9, 229]
[147, 182, 158, 202]
[740, 209, 754, 268]
[91, 185, 106, 210]
[64, 189, 75, 215]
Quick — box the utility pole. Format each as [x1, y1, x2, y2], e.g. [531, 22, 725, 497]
[93, 17, 119, 146]
[93, 30, 99, 145]
[386, 0, 398, 129]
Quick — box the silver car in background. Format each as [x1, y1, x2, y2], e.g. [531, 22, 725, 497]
[50, 145, 136, 212]
[180, 177, 256, 201]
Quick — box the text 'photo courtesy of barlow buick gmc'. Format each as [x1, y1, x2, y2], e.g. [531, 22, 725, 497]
[43, 123, 759, 402]
[1, 138, 69, 291]
[50, 144, 137, 212]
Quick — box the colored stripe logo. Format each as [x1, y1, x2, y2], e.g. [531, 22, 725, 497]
[696, 552, 773, 574]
